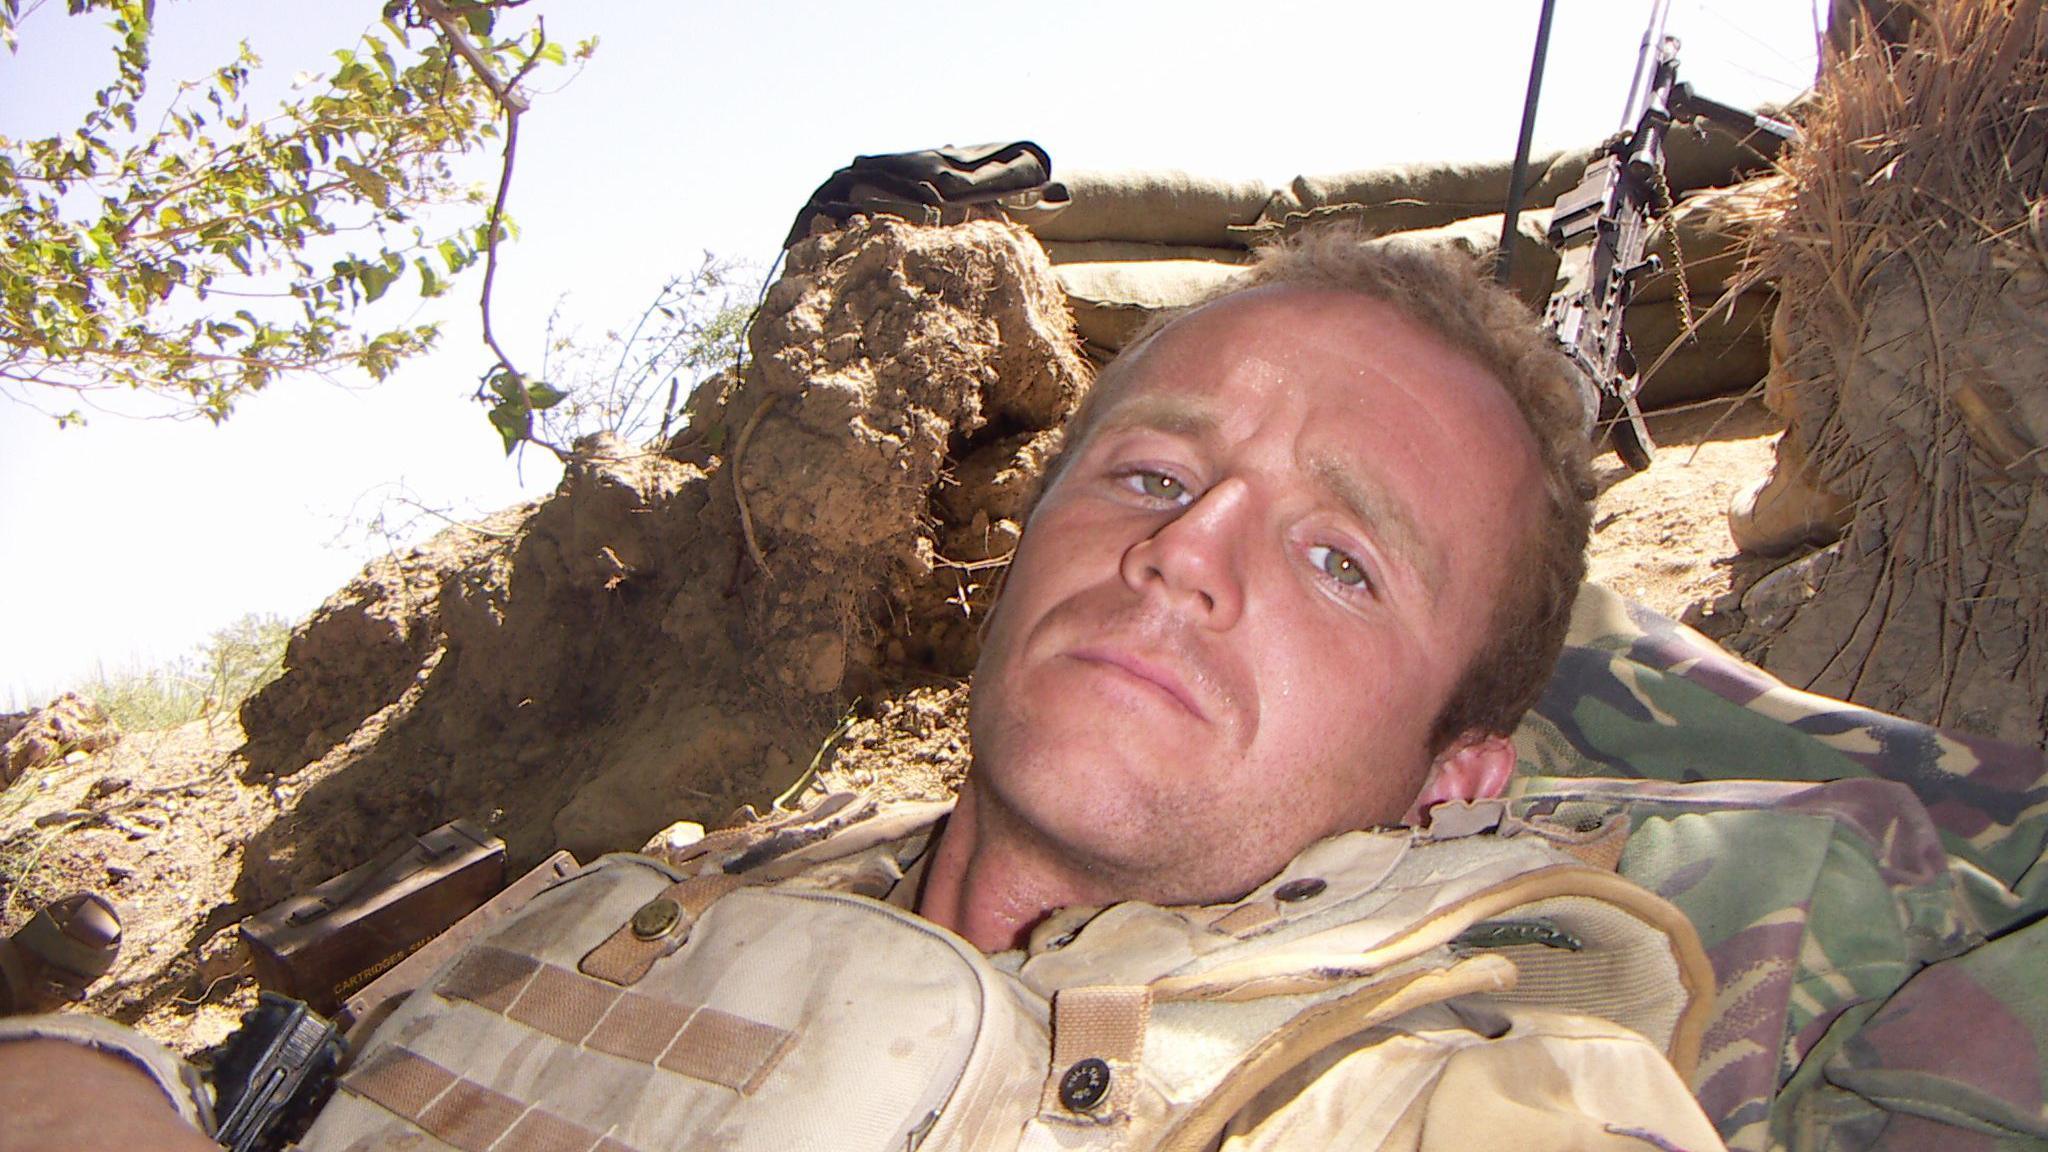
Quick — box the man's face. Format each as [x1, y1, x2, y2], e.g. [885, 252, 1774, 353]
[966, 284, 1544, 903]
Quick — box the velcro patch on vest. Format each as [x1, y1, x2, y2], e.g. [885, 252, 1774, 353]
[436, 945, 794, 1094]
[345, 1045, 641, 1152]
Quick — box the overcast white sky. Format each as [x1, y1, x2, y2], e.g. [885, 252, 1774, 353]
[0, 0, 1824, 706]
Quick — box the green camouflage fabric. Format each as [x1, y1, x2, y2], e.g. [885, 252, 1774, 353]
[1507, 583, 2048, 1152]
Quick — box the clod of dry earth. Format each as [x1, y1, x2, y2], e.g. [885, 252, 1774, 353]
[3, 693, 120, 785]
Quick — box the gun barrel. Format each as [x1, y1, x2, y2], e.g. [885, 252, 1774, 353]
[1619, 0, 1678, 131]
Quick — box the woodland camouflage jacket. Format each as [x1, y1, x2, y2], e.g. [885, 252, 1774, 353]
[1511, 583, 2048, 1152]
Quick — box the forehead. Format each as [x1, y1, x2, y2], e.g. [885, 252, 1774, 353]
[1088, 284, 1535, 470]
[1078, 283, 1542, 589]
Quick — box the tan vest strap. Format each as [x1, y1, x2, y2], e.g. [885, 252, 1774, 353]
[1038, 984, 1153, 1126]
[1210, 900, 1282, 936]
[1154, 955, 1516, 1152]
[438, 944, 794, 1095]
[344, 1043, 643, 1152]
[579, 872, 746, 986]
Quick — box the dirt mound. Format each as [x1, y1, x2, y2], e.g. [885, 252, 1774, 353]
[3, 693, 120, 785]
[1748, 0, 2048, 746]
[216, 217, 1089, 913]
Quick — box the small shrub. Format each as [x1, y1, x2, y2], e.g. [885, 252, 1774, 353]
[535, 254, 763, 449]
[78, 613, 293, 732]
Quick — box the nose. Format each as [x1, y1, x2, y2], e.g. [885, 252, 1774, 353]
[1119, 478, 1248, 629]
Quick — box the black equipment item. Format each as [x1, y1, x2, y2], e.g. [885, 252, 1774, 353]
[784, 141, 1069, 248]
[207, 992, 346, 1152]
[0, 891, 121, 1015]
[240, 820, 505, 1015]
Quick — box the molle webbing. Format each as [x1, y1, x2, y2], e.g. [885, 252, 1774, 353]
[431, 944, 792, 1094]
[346, 1045, 639, 1152]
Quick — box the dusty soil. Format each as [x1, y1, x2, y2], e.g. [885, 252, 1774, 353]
[0, 717, 265, 1049]
[0, 222, 1790, 1056]
[1586, 397, 1787, 640]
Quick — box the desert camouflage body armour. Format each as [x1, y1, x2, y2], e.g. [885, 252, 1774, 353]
[301, 792, 1725, 1152]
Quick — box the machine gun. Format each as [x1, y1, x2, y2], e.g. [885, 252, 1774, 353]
[1528, 0, 1799, 470]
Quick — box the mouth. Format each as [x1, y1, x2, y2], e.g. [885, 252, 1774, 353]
[1067, 646, 1210, 721]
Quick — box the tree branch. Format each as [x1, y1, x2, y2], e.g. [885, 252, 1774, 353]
[414, 0, 530, 113]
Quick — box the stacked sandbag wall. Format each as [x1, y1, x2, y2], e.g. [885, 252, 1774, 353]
[1027, 130, 1787, 410]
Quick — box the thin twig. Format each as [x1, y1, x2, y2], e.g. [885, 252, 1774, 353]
[474, 93, 522, 389]
[731, 396, 777, 579]
[933, 552, 1013, 573]
[386, 494, 521, 540]
[415, 0, 531, 112]
[412, 0, 568, 461]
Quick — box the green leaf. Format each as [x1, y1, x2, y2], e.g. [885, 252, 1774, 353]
[487, 401, 529, 454]
[356, 261, 398, 302]
[335, 157, 391, 208]
[525, 381, 566, 410]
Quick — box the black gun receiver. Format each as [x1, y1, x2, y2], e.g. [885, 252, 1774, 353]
[207, 992, 346, 1152]
[1542, 0, 1798, 471]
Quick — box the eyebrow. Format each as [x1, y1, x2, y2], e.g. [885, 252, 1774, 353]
[1306, 453, 1442, 591]
[1090, 394, 1218, 441]
[1090, 394, 1444, 591]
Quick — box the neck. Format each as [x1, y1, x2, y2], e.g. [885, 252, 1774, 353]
[916, 779, 1117, 953]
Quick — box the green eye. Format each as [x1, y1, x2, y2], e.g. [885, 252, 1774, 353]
[1138, 472, 1184, 500]
[1310, 545, 1369, 589]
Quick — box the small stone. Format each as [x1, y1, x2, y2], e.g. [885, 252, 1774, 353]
[1741, 545, 1841, 633]
[86, 776, 131, 802]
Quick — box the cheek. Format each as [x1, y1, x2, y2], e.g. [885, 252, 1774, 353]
[1252, 623, 1431, 780]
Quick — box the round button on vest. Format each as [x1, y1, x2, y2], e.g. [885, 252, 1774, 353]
[1275, 877, 1327, 903]
[631, 896, 683, 940]
[1058, 1057, 1112, 1112]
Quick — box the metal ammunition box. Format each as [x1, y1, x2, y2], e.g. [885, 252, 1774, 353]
[241, 820, 506, 1015]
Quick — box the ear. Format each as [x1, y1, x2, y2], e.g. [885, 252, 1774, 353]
[1404, 732, 1518, 824]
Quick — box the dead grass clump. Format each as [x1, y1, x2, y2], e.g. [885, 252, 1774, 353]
[1756, 0, 2048, 744]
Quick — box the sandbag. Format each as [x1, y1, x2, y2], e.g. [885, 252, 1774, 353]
[1540, 112, 1785, 208]
[1367, 209, 1558, 310]
[1040, 240, 1251, 266]
[1029, 170, 1275, 247]
[1244, 154, 1582, 241]
[1054, 259, 1251, 351]
[1050, 212, 1554, 353]
[1634, 176, 1784, 305]
[1627, 289, 1772, 409]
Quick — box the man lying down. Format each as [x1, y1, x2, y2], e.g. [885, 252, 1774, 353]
[0, 225, 1731, 1152]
